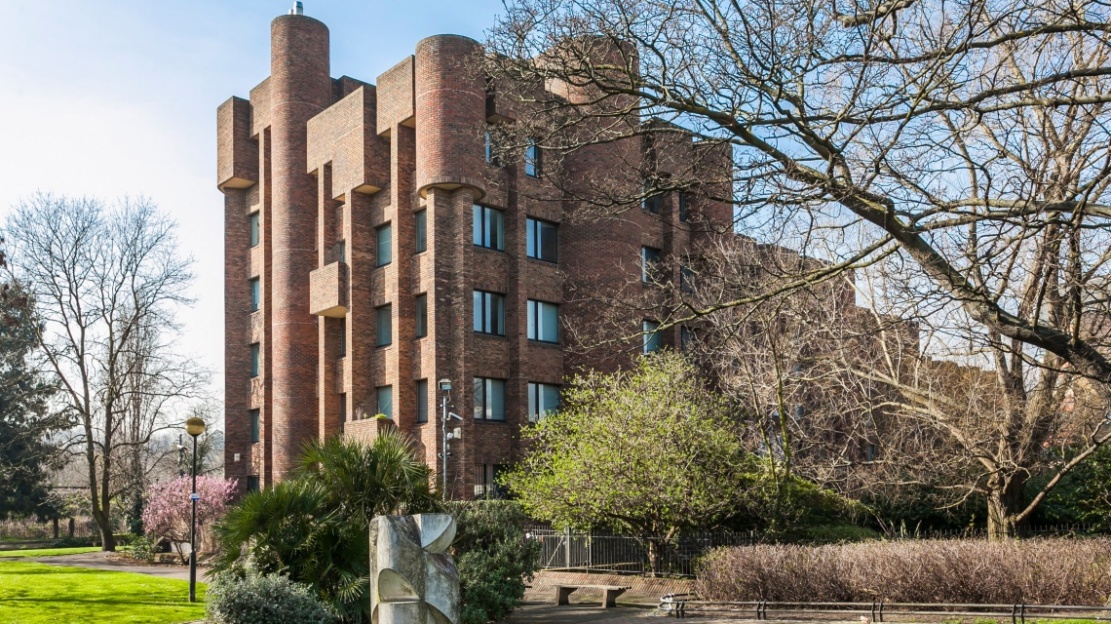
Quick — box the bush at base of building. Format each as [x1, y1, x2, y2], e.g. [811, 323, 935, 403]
[695, 538, 1111, 605]
[446, 500, 541, 624]
[206, 571, 339, 624]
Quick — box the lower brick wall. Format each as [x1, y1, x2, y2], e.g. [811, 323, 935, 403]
[523, 570, 694, 604]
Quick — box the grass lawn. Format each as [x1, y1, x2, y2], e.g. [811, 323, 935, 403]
[0, 560, 206, 624]
[0, 546, 102, 557]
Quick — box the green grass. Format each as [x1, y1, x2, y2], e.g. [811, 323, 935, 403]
[0, 547, 102, 558]
[0, 560, 206, 623]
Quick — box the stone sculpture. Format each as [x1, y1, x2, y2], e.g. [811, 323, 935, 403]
[369, 514, 460, 624]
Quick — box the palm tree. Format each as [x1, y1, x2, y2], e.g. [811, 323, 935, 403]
[213, 430, 440, 622]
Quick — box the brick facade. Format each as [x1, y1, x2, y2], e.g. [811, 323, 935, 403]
[218, 8, 733, 497]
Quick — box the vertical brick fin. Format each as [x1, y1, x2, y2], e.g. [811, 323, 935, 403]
[692, 140, 734, 229]
[415, 35, 487, 199]
[223, 190, 252, 493]
[377, 56, 415, 135]
[269, 13, 332, 481]
[217, 97, 258, 191]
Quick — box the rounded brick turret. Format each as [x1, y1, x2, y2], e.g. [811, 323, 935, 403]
[415, 35, 487, 198]
[269, 12, 331, 480]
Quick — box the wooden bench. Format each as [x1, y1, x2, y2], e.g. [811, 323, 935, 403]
[554, 584, 631, 608]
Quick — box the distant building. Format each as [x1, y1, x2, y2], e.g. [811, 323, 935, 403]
[217, 5, 732, 497]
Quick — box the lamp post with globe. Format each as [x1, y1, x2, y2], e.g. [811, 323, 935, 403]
[184, 416, 206, 602]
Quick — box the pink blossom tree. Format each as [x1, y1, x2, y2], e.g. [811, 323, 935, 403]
[142, 475, 236, 562]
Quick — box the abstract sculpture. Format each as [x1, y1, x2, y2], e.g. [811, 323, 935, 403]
[369, 514, 461, 624]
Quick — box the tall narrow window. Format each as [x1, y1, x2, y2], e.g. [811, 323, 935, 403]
[484, 130, 501, 166]
[339, 393, 347, 421]
[415, 210, 427, 253]
[681, 325, 695, 351]
[246, 476, 260, 492]
[250, 343, 260, 377]
[249, 409, 260, 443]
[526, 217, 558, 263]
[472, 205, 505, 251]
[249, 212, 260, 247]
[643, 182, 662, 214]
[376, 386, 393, 419]
[249, 278, 260, 312]
[376, 304, 392, 346]
[680, 266, 695, 293]
[473, 377, 506, 421]
[334, 240, 346, 263]
[527, 300, 559, 343]
[376, 224, 392, 266]
[415, 294, 428, 338]
[337, 319, 347, 357]
[473, 290, 506, 336]
[527, 383, 561, 422]
[641, 246, 662, 283]
[416, 379, 429, 423]
[525, 139, 541, 177]
[679, 192, 691, 222]
[643, 320, 661, 353]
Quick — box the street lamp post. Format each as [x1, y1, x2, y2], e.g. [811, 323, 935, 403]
[184, 416, 206, 603]
[438, 379, 462, 499]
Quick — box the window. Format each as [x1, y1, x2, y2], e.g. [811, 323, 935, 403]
[473, 377, 506, 421]
[526, 217, 558, 263]
[377, 386, 393, 419]
[475, 464, 507, 498]
[415, 210, 427, 253]
[249, 409, 260, 443]
[249, 278, 260, 312]
[337, 319, 346, 357]
[681, 325, 695, 351]
[250, 343, 260, 377]
[525, 139, 541, 177]
[376, 224, 392, 266]
[680, 266, 695, 293]
[641, 246, 662, 283]
[528, 383, 560, 422]
[472, 205, 505, 251]
[340, 393, 346, 421]
[246, 475, 260, 492]
[416, 379, 428, 423]
[643, 182, 662, 214]
[527, 300, 559, 343]
[473, 290, 506, 336]
[249, 212, 260, 247]
[334, 240, 346, 263]
[415, 294, 428, 338]
[376, 304, 392, 346]
[643, 320, 661, 353]
[679, 192, 691, 222]
[484, 130, 501, 166]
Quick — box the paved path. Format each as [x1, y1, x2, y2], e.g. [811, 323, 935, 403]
[26, 550, 212, 581]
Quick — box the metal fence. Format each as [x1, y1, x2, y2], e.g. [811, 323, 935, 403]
[525, 523, 1111, 578]
[0, 516, 100, 542]
[528, 528, 760, 577]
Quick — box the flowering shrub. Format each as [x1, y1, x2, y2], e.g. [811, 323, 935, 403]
[141, 475, 236, 562]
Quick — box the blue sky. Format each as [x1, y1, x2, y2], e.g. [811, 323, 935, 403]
[0, 0, 506, 410]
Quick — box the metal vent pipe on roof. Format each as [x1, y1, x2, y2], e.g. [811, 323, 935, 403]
[290, 1, 304, 15]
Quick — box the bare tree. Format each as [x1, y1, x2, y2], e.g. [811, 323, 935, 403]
[486, 0, 1111, 537]
[3, 194, 205, 550]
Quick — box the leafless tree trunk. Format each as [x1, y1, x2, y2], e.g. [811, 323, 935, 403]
[2, 194, 204, 550]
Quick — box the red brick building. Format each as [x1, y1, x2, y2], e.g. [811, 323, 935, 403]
[217, 6, 732, 497]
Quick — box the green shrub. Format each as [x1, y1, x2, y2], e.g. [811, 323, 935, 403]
[446, 500, 541, 624]
[50, 536, 94, 547]
[123, 535, 156, 563]
[206, 571, 339, 624]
